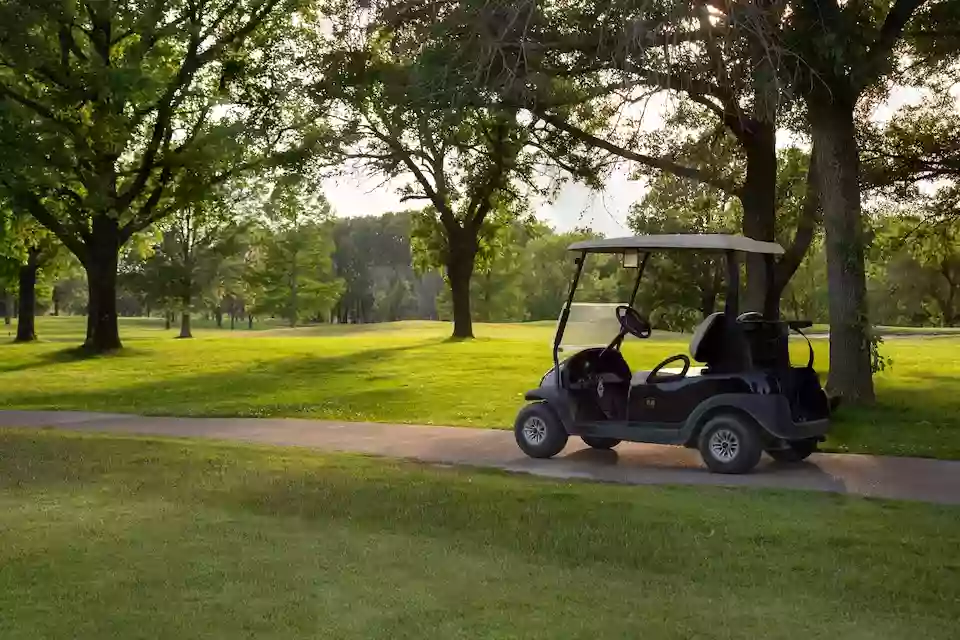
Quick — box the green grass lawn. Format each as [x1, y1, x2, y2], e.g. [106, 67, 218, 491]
[0, 430, 957, 639]
[2, 316, 960, 459]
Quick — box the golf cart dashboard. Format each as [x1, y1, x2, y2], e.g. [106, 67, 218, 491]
[562, 348, 631, 389]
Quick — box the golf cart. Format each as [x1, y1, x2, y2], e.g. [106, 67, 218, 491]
[514, 234, 831, 474]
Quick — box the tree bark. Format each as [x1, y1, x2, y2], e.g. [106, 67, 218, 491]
[447, 232, 478, 339]
[247, 314, 254, 330]
[164, 310, 172, 330]
[179, 295, 193, 339]
[215, 304, 223, 328]
[52, 287, 61, 316]
[14, 258, 40, 342]
[82, 224, 123, 352]
[810, 96, 875, 403]
[740, 123, 778, 316]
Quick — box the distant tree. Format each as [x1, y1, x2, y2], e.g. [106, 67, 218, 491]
[158, 198, 249, 338]
[253, 176, 343, 327]
[0, 203, 63, 341]
[871, 214, 960, 327]
[50, 253, 86, 317]
[332, 212, 417, 324]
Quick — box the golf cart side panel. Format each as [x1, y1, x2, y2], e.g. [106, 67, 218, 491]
[574, 420, 688, 445]
[681, 393, 831, 444]
[627, 373, 765, 424]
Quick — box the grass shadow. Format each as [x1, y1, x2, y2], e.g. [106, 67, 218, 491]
[0, 344, 165, 374]
[2, 339, 447, 420]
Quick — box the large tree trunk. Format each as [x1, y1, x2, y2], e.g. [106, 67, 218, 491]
[179, 311, 192, 338]
[447, 232, 478, 339]
[247, 314, 254, 330]
[14, 257, 39, 342]
[179, 294, 193, 339]
[740, 123, 778, 316]
[83, 225, 123, 352]
[810, 96, 875, 404]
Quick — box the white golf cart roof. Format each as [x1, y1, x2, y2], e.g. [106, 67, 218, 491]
[568, 234, 784, 255]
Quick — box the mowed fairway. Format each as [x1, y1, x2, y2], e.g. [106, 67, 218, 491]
[1, 316, 960, 458]
[0, 430, 958, 640]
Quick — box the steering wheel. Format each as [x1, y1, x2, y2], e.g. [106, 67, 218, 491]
[615, 305, 652, 340]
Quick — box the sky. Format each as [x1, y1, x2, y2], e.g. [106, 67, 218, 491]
[321, 164, 639, 237]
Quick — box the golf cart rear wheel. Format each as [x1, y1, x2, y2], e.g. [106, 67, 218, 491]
[514, 403, 568, 459]
[767, 439, 818, 462]
[581, 436, 621, 450]
[697, 413, 762, 474]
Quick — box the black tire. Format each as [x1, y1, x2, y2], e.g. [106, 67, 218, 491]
[766, 439, 818, 462]
[581, 436, 621, 450]
[697, 413, 763, 474]
[514, 403, 568, 459]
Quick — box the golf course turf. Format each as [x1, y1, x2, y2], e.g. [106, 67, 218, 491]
[0, 429, 957, 639]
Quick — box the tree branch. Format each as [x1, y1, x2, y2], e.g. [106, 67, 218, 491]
[534, 109, 740, 195]
[775, 152, 821, 291]
[860, 0, 928, 90]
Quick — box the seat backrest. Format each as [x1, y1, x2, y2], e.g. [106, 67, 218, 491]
[689, 312, 726, 364]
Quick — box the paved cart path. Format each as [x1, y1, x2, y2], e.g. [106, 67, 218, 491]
[2, 410, 958, 505]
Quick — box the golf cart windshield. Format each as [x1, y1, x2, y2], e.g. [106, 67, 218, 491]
[559, 303, 625, 351]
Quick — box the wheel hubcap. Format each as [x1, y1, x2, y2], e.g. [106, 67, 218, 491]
[709, 428, 740, 462]
[523, 416, 548, 445]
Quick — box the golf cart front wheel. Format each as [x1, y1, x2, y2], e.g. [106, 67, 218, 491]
[697, 413, 762, 474]
[514, 403, 568, 459]
[767, 439, 818, 462]
[581, 436, 621, 450]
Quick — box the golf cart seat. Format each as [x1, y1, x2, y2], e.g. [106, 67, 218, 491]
[633, 312, 745, 385]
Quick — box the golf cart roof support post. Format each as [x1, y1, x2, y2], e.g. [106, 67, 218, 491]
[553, 251, 587, 386]
[627, 252, 651, 308]
[724, 250, 740, 318]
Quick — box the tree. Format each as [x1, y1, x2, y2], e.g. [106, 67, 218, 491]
[310, 10, 592, 338]
[776, 0, 948, 402]
[0, 202, 62, 341]
[871, 214, 960, 326]
[0, 0, 318, 351]
[432, 218, 543, 323]
[332, 212, 417, 324]
[373, 0, 820, 317]
[253, 175, 343, 327]
[156, 197, 249, 338]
